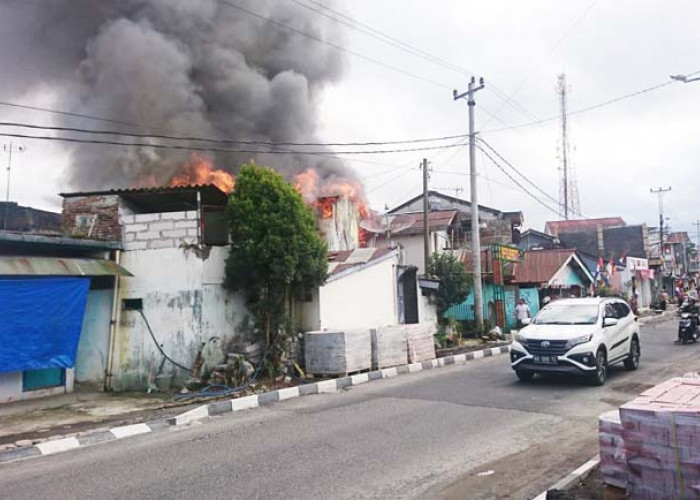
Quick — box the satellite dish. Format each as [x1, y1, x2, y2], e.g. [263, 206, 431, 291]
[360, 213, 415, 235]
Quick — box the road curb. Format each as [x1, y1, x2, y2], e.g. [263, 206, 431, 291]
[0, 344, 511, 465]
[167, 344, 512, 427]
[532, 455, 600, 500]
[0, 418, 172, 466]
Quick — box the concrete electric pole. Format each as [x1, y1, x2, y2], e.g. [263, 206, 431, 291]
[454, 77, 485, 328]
[421, 158, 430, 274]
[650, 186, 672, 267]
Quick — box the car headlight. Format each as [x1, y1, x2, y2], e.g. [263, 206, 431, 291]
[515, 333, 527, 344]
[565, 334, 593, 349]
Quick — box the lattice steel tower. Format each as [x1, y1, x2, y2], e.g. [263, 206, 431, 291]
[557, 73, 581, 219]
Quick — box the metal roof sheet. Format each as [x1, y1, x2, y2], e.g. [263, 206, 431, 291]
[0, 257, 132, 277]
[545, 218, 625, 236]
[512, 249, 583, 284]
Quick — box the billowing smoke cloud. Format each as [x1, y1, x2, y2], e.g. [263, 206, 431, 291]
[0, 0, 360, 195]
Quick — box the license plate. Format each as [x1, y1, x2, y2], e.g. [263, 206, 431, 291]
[533, 355, 558, 364]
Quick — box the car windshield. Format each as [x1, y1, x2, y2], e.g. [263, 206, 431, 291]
[533, 304, 600, 325]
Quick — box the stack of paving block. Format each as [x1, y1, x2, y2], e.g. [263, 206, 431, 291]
[304, 329, 372, 376]
[619, 378, 700, 499]
[371, 326, 409, 370]
[405, 323, 437, 363]
[599, 409, 627, 489]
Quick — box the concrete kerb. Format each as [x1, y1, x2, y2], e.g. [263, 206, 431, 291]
[532, 455, 601, 500]
[0, 418, 173, 465]
[165, 343, 514, 429]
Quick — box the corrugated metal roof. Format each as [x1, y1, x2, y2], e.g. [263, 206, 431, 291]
[327, 247, 396, 278]
[545, 217, 625, 236]
[0, 257, 132, 277]
[59, 183, 226, 198]
[395, 210, 458, 235]
[667, 232, 690, 244]
[512, 249, 578, 284]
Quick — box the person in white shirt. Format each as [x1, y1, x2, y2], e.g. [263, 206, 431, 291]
[515, 299, 531, 329]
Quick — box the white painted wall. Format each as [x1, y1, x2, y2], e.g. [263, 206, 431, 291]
[418, 292, 438, 327]
[0, 370, 74, 404]
[113, 244, 247, 390]
[392, 230, 450, 274]
[317, 254, 400, 330]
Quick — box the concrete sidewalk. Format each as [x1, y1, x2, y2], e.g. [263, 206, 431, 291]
[0, 389, 196, 447]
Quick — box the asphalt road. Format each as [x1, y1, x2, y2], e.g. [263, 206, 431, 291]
[1, 319, 697, 500]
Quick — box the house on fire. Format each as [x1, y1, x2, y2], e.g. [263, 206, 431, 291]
[0, 183, 438, 399]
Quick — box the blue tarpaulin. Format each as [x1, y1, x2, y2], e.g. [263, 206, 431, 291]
[0, 278, 90, 374]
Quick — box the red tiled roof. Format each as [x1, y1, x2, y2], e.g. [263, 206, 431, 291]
[667, 232, 690, 244]
[545, 217, 625, 236]
[327, 247, 396, 276]
[512, 248, 579, 284]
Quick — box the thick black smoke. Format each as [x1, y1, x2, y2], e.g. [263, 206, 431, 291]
[0, 0, 359, 193]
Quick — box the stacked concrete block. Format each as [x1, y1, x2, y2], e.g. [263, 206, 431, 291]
[599, 410, 627, 489]
[405, 323, 437, 363]
[304, 329, 372, 376]
[120, 211, 198, 250]
[371, 326, 409, 370]
[619, 378, 700, 499]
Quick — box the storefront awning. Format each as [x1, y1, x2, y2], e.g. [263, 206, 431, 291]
[0, 257, 132, 277]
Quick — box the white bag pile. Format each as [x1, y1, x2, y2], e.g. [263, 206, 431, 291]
[599, 409, 627, 489]
[304, 329, 372, 376]
[371, 326, 408, 370]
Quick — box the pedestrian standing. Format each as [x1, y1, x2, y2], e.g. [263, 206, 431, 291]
[515, 299, 531, 329]
[659, 289, 668, 311]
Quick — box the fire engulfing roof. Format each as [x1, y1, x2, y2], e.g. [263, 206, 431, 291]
[60, 184, 229, 212]
[327, 247, 397, 280]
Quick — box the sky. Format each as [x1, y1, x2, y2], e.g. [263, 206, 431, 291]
[2, 0, 700, 237]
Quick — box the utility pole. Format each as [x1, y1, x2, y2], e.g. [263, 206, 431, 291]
[1, 142, 26, 231]
[650, 186, 672, 269]
[454, 77, 485, 328]
[693, 220, 700, 247]
[421, 158, 430, 274]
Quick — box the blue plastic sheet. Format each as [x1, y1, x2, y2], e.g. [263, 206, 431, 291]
[0, 278, 90, 374]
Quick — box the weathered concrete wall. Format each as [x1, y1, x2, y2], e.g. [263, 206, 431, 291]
[74, 289, 114, 386]
[112, 245, 247, 390]
[0, 370, 74, 404]
[392, 230, 449, 274]
[318, 254, 399, 330]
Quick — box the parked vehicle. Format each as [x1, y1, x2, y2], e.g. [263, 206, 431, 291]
[510, 297, 640, 386]
[678, 299, 699, 344]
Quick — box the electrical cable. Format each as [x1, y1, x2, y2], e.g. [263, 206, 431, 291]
[291, 0, 539, 121]
[139, 310, 191, 372]
[0, 119, 469, 147]
[0, 131, 469, 155]
[217, 0, 452, 91]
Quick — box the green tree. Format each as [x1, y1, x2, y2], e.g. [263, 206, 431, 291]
[427, 252, 472, 323]
[225, 164, 328, 348]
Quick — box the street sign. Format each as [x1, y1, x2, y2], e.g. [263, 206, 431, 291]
[497, 244, 521, 263]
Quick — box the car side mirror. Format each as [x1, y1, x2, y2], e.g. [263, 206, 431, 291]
[603, 317, 619, 327]
[521, 318, 531, 326]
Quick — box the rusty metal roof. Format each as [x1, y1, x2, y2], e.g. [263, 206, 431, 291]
[327, 247, 397, 279]
[0, 257, 132, 277]
[545, 218, 625, 236]
[667, 232, 691, 244]
[512, 249, 590, 284]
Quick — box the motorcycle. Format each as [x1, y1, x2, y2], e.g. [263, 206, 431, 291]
[678, 301, 700, 344]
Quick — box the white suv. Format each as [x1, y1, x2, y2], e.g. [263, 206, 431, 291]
[510, 297, 641, 385]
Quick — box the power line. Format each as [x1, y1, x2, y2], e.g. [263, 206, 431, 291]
[476, 145, 561, 215]
[0, 119, 469, 147]
[0, 131, 469, 156]
[217, 0, 452, 91]
[290, 0, 538, 121]
[481, 78, 686, 134]
[477, 138, 560, 206]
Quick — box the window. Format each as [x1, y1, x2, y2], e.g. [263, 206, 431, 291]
[604, 303, 616, 318]
[533, 304, 600, 325]
[613, 302, 631, 318]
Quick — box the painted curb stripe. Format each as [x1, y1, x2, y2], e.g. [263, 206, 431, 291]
[231, 395, 260, 411]
[350, 373, 370, 385]
[316, 379, 338, 393]
[277, 386, 300, 401]
[36, 437, 80, 455]
[110, 423, 152, 439]
[0, 446, 41, 463]
[533, 455, 600, 499]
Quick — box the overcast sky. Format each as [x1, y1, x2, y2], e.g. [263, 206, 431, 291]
[2, 0, 700, 236]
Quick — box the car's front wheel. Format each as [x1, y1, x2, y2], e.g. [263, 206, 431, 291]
[624, 337, 640, 371]
[515, 370, 534, 382]
[589, 349, 607, 386]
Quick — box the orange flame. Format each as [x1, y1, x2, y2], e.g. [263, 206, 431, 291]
[316, 197, 337, 219]
[169, 154, 235, 193]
